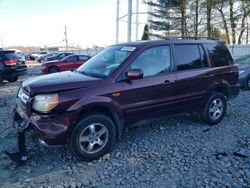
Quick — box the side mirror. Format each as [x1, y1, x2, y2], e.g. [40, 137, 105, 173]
[127, 69, 143, 80]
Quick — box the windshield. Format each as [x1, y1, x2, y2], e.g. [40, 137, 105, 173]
[236, 55, 250, 64]
[77, 46, 135, 78]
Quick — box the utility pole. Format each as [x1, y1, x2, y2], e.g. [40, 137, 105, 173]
[135, 0, 139, 40]
[0, 36, 4, 48]
[246, 20, 249, 45]
[64, 26, 68, 51]
[116, 0, 120, 43]
[127, 0, 132, 42]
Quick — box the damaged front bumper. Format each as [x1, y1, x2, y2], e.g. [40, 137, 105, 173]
[13, 101, 78, 147]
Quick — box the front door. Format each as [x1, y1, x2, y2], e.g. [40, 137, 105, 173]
[118, 45, 176, 123]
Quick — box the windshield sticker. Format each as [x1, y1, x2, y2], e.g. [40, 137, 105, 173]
[121, 46, 136, 52]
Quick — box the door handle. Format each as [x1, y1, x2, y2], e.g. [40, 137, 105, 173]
[204, 74, 213, 78]
[162, 80, 171, 85]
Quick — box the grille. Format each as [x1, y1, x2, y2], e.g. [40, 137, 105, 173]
[18, 87, 29, 104]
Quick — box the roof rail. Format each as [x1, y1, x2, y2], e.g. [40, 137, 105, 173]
[165, 36, 219, 41]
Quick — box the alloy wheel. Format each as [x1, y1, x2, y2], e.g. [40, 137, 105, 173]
[209, 98, 224, 120]
[78, 123, 109, 154]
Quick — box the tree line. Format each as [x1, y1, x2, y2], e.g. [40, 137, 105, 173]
[142, 0, 250, 44]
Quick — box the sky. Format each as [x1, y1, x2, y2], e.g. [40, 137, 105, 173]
[0, 0, 148, 48]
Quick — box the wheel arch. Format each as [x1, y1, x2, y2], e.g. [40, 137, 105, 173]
[72, 103, 125, 140]
[208, 81, 230, 99]
[48, 65, 60, 72]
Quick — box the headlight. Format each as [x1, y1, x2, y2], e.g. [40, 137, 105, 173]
[32, 94, 58, 113]
[239, 70, 245, 75]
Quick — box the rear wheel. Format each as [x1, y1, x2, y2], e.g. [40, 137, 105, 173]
[70, 113, 116, 161]
[202, 92, 227, 125]
[48, 66, 59, 73]
[6, 76, 18, 82]
[244, 76, 250, 90]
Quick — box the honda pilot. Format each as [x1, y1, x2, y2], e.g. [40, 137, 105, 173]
[14, 38, 239, 161]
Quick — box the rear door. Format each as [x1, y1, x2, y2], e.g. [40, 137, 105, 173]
[173, 44, 211, 111]
[204, 43, 238, 88]
[118, 45, 176, 123]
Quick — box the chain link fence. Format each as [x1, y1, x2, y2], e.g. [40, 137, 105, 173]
[227, 45, 250, 59]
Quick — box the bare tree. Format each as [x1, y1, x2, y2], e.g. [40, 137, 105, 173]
[238, 0, 250, 44]
[215, 0, 230, 43]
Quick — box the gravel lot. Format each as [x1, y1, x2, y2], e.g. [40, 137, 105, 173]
[0, 64, 249, 187]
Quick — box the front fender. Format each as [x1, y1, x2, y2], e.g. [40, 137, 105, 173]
[67, 96, 125, 139]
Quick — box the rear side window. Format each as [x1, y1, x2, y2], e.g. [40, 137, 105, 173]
[174, 44, 207, 71]
[205, 43, 233, 67]
[79, 56, 90, 61]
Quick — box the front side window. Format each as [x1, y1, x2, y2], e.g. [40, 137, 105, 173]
[205, 43, 233, 67]
[63, 55, 77, 61]
[175, 44, 204, 71]
[130, 46, 171, 77]
[77, 46, 134, 78]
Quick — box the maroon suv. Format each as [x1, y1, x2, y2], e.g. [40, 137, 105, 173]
[14, 38, 239, 161]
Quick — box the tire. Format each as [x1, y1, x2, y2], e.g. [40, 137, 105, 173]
[70, 113, 116, 161]
[6, 76, 18, 82]
[244, 76, 250, 90]
[0, 74, 3, 86]
[48, 66, 59, 73]
[202, 92, 227, 125]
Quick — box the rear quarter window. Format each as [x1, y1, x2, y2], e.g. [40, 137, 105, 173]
[204, 43, 233, 67]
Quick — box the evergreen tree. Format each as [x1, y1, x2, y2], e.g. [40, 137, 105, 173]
[141, 24, 150, 40]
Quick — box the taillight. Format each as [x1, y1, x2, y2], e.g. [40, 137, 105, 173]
[4, 59, 17, 65]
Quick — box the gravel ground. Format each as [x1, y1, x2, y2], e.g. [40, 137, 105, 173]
[0, 64, 249, 187]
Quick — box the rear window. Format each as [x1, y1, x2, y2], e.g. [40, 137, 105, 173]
[2, 51, 20, 60]
[205, 43, 233, 67]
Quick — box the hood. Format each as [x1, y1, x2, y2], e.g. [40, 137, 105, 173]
[237, 63, 250, 70]
[22, 71, 101, 95]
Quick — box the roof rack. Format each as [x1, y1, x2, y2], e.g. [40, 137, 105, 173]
[165, 36, 219, 41]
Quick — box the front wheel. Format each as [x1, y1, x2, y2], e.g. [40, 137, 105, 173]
[70, 113, 116, 161]
[202, 92, 227, 125]
[6, 76, 18, 82]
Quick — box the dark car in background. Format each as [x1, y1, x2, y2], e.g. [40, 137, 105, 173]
[37, 52, 58, 63]
[14, 38, 239, 161]
[0, 50, 27, 85]
[45, 52, 74, 62]
[236, 54, 250, 90]
[41, 54, 91, 73]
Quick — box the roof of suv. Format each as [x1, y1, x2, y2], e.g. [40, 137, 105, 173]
[114, 38, 221, 48]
